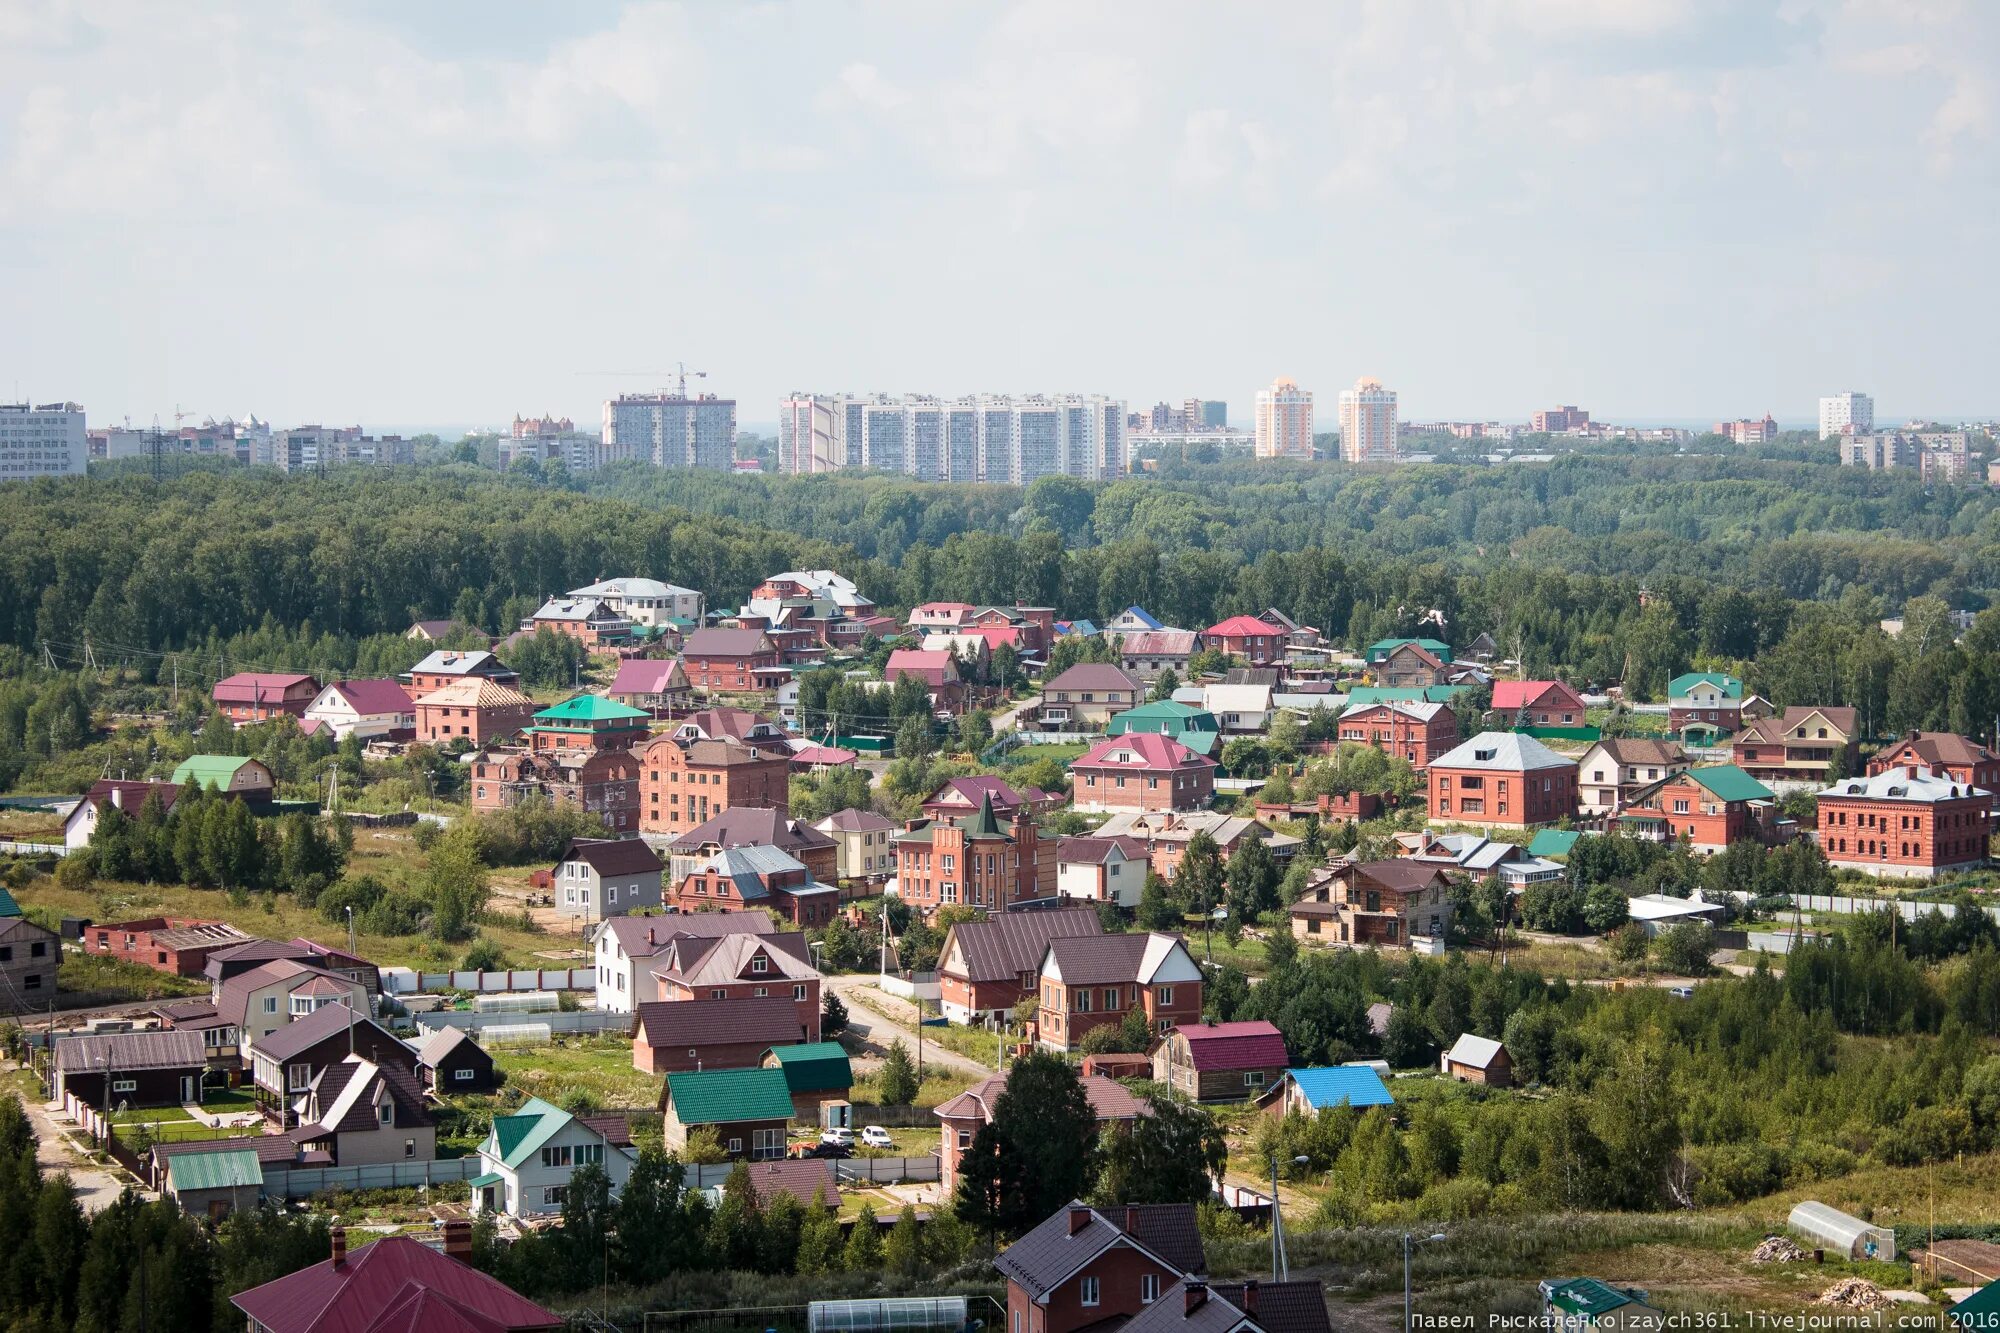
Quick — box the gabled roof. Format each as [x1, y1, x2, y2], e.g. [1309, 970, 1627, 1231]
[532, 694, 649, 724]
[1076, 733, 1216, 773]
[1114, 606, 1165, 630]
[608, 658, 689, 696]
[817, 808, 897, 834]
[411, 677, 536, 711]
[407, 650, 514, 679]
[1490, 680, 1583, 713]
[414, 1026, 486, 1069]
[1124, 1281, 1333, 1333]
[664, 1066, 795, 1124]
[884, 649, 959, 682]
[634, 996, 803, 1053]
[54, 1028, 205, 1074]
[170, 755, 270, 789]
[1164, 1021, 1287, 1071]
[652, 932, 818, 988]
[569, 577, 698, 599]
[1044, 663, 1142, 693]
[217, 960, 360, 1028]
[683, 627, 774, 658]
[529, 596, 625, 624]
[1044, 932, 1190, 986]
[559, 837, 664, 878]
[1877, 731, 1997, 769]
[926, 775, 1050, 812]
[1667, 671, 1742, 700]
[669, 806, 836, 856]
[1363, 637, 1452, 663]
[765, 1041, 852, 1093]
[1526, 829, 1581, 859]
[598, 912, 773, 960]
[168, 1147, 263, 1193]
[231, 1235, 559, 1333]
[1431, 731, 1575, 772]
[213, 672, 318, 702]
[995, 1201, 1205, 1299]
[319, 679, 414, 715]
[301, 1056, 430, 1136]
[742, 1158, 837, 1210]
[251, 1000, 392, 1064]
[1585, 737, 1686, 767]
[1677, 765, 1774, 803]
[487, 1095, 614, 1169]
[1442, 1033, 1505, 1070]
[1206, 615, 1282, 638]
[1278, 1065, 1394, 1110]
[940, 907, 1102, 984]
[935, 1070, 1146, 1125]
[1056, 835, 1151, 866]
[1119, 630, 1200, 656]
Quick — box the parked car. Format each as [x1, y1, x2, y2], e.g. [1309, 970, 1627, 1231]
[820, 1126, 854, 1147]
[859, 1125, 894, 1149]
[1667, 985, 1695, 999]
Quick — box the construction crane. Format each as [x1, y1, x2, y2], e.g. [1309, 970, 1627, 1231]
[576, 363, 708, 399]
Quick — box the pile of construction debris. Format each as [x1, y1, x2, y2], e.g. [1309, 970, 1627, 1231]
[1815, 1278, 1888, 1311]
[1751, 1235, 1809, 1264]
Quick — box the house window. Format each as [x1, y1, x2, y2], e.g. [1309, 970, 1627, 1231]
[543, 1186, 568, 1206]
[712, 989, 726, 1000]
[405, 1138, 417, 1158]
[112, 1078, 138, 1094]
[794, 984, 807, 1000]
[752, 956, 769, 975]
[1142, 1274, 1159, 1304]
[1244, 1071, 1266, 1088]
[378, 1103, 393, 1125]
[958, 1130, 972, 1150]
[727, 1137, 744, 1155]
[263, 997, 278, 1014]
[453, 1067, 475, 1082]
[1156, 986, 1174, 1006]
[1080, 1278, 1100, 1308]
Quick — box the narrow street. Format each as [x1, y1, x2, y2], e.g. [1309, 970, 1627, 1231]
[825, 974, 995, 1080]
[6, 1064, 133, 1214]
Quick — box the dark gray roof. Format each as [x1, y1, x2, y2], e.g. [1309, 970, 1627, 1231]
[251, 1001, 395, 1064]
[942, 907, 1102, 984]
[1044, 933, 1153, 986]
[1123, 1282, 1332, 1333]
[54, 1028, 204, 1073]
[414, 1026, 488, 1068]
[561, 836, 664, 877]
[669, 807, 836, 856]
[634, 996, 805, 1053]
[995, 1202, 1205, 1298]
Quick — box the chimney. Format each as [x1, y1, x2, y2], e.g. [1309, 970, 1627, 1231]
[443, 1219, 472, 1261]
[1069, 1205, 1093, 1235]
[330, 1227, 348, 1268]
[1184, 1282, 1208, 1315]
[1908, 764, 1921, 779]
[1126, 1205, 1141, 1234]
[646, 927, 656, 947]
[110, 787, 125, 810]
[1241, 1281, 1259, 1315]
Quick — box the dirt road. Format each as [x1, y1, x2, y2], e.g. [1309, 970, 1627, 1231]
[825, 974, 994, 1079]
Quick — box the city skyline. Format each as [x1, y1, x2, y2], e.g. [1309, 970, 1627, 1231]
[5, 2, 1998, 427]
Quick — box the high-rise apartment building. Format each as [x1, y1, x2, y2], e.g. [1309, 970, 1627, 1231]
[777, 394, 1126, 483]
[1196, 400, 1227, 429]
[1253, 378, 1314, 459]
[1337, 377, 1398, 463]
[271, 426, 414, 472]
[603, 394, 737, 470]
[1532, 405, 1591, 433]
[0, 402, 87, 479]
[1818, 391, 1874, 441]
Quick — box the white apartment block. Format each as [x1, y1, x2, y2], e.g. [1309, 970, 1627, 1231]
[1253, 377, 1314, 459]
[778, 393, 1127, 483]
[1338, 377, 1399, 463]
[0, 402, 87, 479]
[1818, 391, 1874, 441]
[500, 431, 634, 473]
[602, 394, 737, 470]
[272, 426, 414, 472]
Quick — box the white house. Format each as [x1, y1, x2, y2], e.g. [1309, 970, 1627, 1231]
[217, 961, 370, 1057]
[568, 577, 704, 628]
[301, 679, 416, 741]
[1199, 682, 1273, 733]
[470, 1095, 634, 1218]
[553, 838, 665, 922]
[1055, 835, 1150, 908]
[590, 913, 774, 1013]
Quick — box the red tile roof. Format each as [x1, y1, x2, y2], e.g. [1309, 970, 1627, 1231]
[1075, 733, 1215, 772]
[1166, 1020, 1288, 1071]
[231, 1235, 559, 1333]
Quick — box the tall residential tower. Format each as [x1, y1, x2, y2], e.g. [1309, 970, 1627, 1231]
[603, 393, 737, 470]
[1818, 391, 1874, 441]
[1338, 377, 1398, 462]
[1253, 378, 1314, 459]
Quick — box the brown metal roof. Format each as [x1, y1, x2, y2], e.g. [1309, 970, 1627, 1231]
[633, 996, 805, 1054]
[941, 907, 1102, 984]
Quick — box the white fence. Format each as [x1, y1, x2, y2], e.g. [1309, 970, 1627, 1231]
[878, 971, 940, 1002]
[415, 1010, 630, 1037]
[0, 840, 65, 856]
[1790, 893, 2000, 925]
[382, 967, 594, 994]
[268, 1158, 482, 1198]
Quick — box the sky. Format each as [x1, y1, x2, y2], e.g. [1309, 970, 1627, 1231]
[2, 0, 1996, 433]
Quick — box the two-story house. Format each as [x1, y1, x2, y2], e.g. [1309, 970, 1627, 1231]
[1575, 738, 1689, 815]
[291, 1055, 436, 1166]
[1150, 1020, 1289, 1103]
[300, 679, 416, 742]
[248, 1001, 415, 1123]
[667, 805, 839, 883]
[212, 672, 321, 726]
[1335, 700, 1459, 770]
[412, 677, 539, 747]
[403, 648, 522, 697]
[1489, 680, 1589, 729]
[1040, 664, 1144, 731]
[590, 913, 775, 1013]
[816, 808, 899, 883]
[936, 906, 1103, 1025]
[1371, 641, 1452, 689]
[1071, 734, 1218, 814]
[1035, 933, 1203, 1052]
[1055, 835, 1153, 908]
[632, 995, 805, 1075]
[1426, 732, 1578, 829]
[216, 960, 371, 1060]
[1868, 731, 2000, 797]
[661, 1066, 796, 1161]
[1817, 765, 1992, 879]
[1286, 859, 1455, 949]
[647, 932, 822, 1040]
[670, 844, 841, 926]
[997, 1202, 1208, 1333]
[937, 1072, 1144, 1194]
[1118, 630, 1202, 682]
[551, 837, 665, 921]
[638, 733, 792, 838]
[1667, 672, 1766, 738]
[1732, 707, 1859, 785]
[1618, 765, 1777, 854]
[679, 627, 782, 692]
[472, 1096, 636, 1218]
[895, 795, 1055, 914]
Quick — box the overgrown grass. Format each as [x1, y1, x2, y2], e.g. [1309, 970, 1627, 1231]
[489, 1034, 661, 1111]
[56, 951, 206, 1001]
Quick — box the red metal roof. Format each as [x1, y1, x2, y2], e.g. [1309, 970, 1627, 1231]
[1205, 615, 1279, 637]
[1491, 680, 1580, 712]
[1075, 733, 1215, 772]
[1167, 1020, 1288, 1071]
[213, 672, 318, 703]
[231, 1235, 559, 1333]
[326, 679, 414, 715]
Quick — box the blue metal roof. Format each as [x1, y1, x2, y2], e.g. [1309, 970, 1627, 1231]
[1285, 1065, 1394, 1109]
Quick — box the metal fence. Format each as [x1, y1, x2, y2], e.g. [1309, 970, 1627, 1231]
[834, 1155, 940, 1185]
[1790, 893, 2000, 925]
[0, 839, 64, 856]
[383, 967, 594, 994]
[268, 1157, 481, 1198]
[415, 1009, 630, 1037]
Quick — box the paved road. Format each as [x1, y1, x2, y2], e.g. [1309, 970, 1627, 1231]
[825, 974, 995, 1080]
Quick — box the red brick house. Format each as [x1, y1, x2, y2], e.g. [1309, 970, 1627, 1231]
[1252, 791, 1387, 826]
[1336, 700, 1459, 769]
[639, 734, 791, 837]
[995, 1201, 1205, 1333]
[469, 746, 640, 834]
[1817, 765, 1992, 879]
[666, 806, 839, 884]
[884, 649, 966, 715]
[922, 775, 1060, 822]
[525, 596, 634, 647]
[212, 672, 320, 725]
[671, 845, 841, 926]
[1869, 731, 2000, 796]
[671, 706, 793, 753]
[1617, 765, 1776, 854]
[412, 677, 538, 747]
[936, 906, 1102, 1025]
[83, 918, 254, 978]
[937, 1075, 1145, 1196]
[1035, 932, 1203, 1052]
[631, 996, 805, 1075]
[646, 932, 821, 1039]
[1426, 732, 1578, 829]
[1071, 733, 1218, 814]
[680, 628, 781, 692]
[1489, 680, 1589, 728]
[894, 794, 1056, 914]
[1732, 707, 1859, 784]
[1204, 615, 1285, 667]
[404, 649, 521, 697]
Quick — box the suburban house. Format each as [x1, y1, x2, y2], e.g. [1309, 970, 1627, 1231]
[300, 679, 416, 741]
[895, 794, 1056, 913]
[217, 960, 370, 1057]
[1667, 672, 1764, 738]
[1426, 732, 1579, 829]
[204, 937, 381, 1000]
[1150, 1020, 1289, 1102]
[1105, 606, 1167, 635]
[1255, 1065, 1395, 1117]
[1097, 810, 1297, 884]
[1576, 738, 1689, 814]
[668, 805, 839, 884]
[1372, 641, 1452, 689]
[1198, 682, 1274, 734]
[1441, 1033, 1512, 1086]
[1335, 700, 1460, 769]
[1617, 765, 1778, 854]
[647, 932, 822, 1039]
[414, 1026, 498, 1093]
[922, 775, 1060, 822]
[1732, 707, 1860, 785]
[1398, 832, 1565, 892]
[1287, 859, 1456, 949]
[995, 1201, 1206, 1333]
[1119, 630, 1202, 681]
[590, 913, 774, 1013]
[1056, 835, 1154, 908]
[1868, 731, 2000, 795]
[671, 706, 794, 753]
[883, 648, 965, 714]
[472, 1096, 636, 1218]
[816, 807, 899, 884]
[680, 627, 782, 692]
[631, 995, 803, 1075]
[1036, 932, 1203, 1052]
[150, 998, 243, 1072]
[231, 1231, 561, 1333]
[412, 676, 539, 747]
[469, 745, 640, 834]
[937, 1071, 1145, 1193]
[524, 694, 651, 753]
[212, 672, 320, 725]
[551, 837, 665, 921]
[607, 657, 695, 714]
[1817, 766, 1992, 879]
[1626, 894, 1726, 937]
[248, 1001, 414, 1123]
[53, 1030, 207, 1109]
[907, 601, 978, 633]
[524, 596, 634, 647]
[1119, 1278, 1335, 1333]
[171, 754, 277, 796]
[762, 1041, 853, 1116]
[1204, 615, 1286, 666]
[638, 733, 792, 837]
[1040, 664, 1144, 730]
[1107, 700, 1222, 757]
[739, 1158, 839, 1212]
[83, 917, 253, 977]
[404, 648, 522, 696]
[1071, 734, 1218, 814]
[64, 780, 186, 849]
[1489, 680, 1589, 729]
[1365, 636, 1452, 666]
[291, 1055, 435, 1165]
[568, 576, 704, 627]
[1253, 792, 1386, 826]
[661, 1067, 795, 1161]
[671, 844, 840, 925]
[937, 906, 1103, 1025]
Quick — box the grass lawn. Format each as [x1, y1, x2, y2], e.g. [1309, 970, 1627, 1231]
[0, 809, 65, 841]
[200, 1088, 257, 1114]
[1000, 742, 1090, 766]
[114, 1120, 258, 1146]
[111, 1105, 193, 1124]
[490, 1035, 660, 1110]
[848, 1065, 978, 1111]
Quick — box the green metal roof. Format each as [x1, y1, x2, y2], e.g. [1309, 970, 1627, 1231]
[666, 1067, 796, 1125]
[1344, 685, 1470, 708]
[0, 887, 19, 918]
[533, 694, 651, 724]
[1951, 1279, 2000, 1327]
[1667, 672, 1742, 700]
[167, 1147, 263, 1193]
[767, 1042, 852, 1094]
[960, 793, 1005, 838]
[1364, 637, 1453, 663]
[1108, 700, 1221, 755]
[1684, 764, 1774, 803]
[488, 1095, 575, 1169]
[170, 755, 257, 789]
[467, 1172, 504, 1190]
[1527, 830, 1581, 859]
[1545, 1278, 1648, 1319]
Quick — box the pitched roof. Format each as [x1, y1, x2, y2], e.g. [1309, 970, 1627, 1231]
[54, 1028, 204, 1074]
[251, 1000, 394, 1064]
[167, 1147, 263, 1193]
[486, 1095, 617, 1169]
[1526, 829, 1582, 859]
[1044, 663, 1142, 693]
[1115, 606, 1165, 630]
[1280, 1065, 1394, 1110]
[1431, 731, 1576, 772]
[1346, 859, 1456, 895]
[1820, 768, 1988, 803]
[1443, 1033, 1505, 1070]
[559, 837, 664, 877]
[1363, 637, 1451, 662]
[1206, 615, 1281, 638]
[1076, 733, 1216, 772]
[1668, 671, 1742, 700]
[1044, 932, 1187, 986]
[322, 679, 414, 715]
[1880, 731, 1998, 768]
[411, 677, 535, 711]
[217, 959, 358, 1028]
[1057, 835, 1151, 866]
[765, 1041, 852, 1093]
[941, 908, 1102, 984]
[1589, 737, 1686, 767]
[1166, 1021, 1288, 1071]
[1119, 630, 1200, 656]
[1490, 680, 1582, 712]
[926, 775, 1048, 811]
[684, 627, 774, 658]
[884, 649, 959, 681]
[598, 912, 773, 960]
[414, 1026, 485, 1069]
[532, 694, 650, 724]
[231, 1235, 560, 1333]
[669, 806, 837, 856]
[170, 755, 269, 789]
[651, 932, 818, 988]
[1679, 764, 1774, 803]
[608, 659, 689, 696]
[742, 1157, 838, 1209]
[408, 650, 513, 678]
[213, 672, 317, 702]
[995, 1202, 1205, 1298]
[664, 1066, 795, 1124]
[817, 808, 896, 834]
[570, 577, 698, 599]
[301, 1056, 430, 1136]
[633, 996, 804, 1054]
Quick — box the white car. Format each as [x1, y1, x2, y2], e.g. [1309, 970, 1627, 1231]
[859, 1125, 894, 1149]
[820, 1126, 854, 1147]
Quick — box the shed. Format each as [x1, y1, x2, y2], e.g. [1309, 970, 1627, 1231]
[761, 1042, 854, 1116]
[1788, 1201, 1895, 1262]
[1441, 1033, 1513, 1087]
[166, 1147, 264, 1220]
[415, 1026, 498, 1093]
